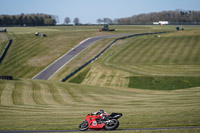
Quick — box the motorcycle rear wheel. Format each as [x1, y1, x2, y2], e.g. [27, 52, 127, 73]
[78, 121, 89, 131]
[104, 119, 119, 130]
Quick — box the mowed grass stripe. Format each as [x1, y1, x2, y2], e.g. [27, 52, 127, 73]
[104, 32, 200, 67]
[168, 37, 191, 64]
[46, 83, 67, 105]
[177, 36, 194, 64]
[22, 82, 36, 105]
[120, 38, 148, 64]
[40, 83, 58, 105]
[0, 38, 43, 72]
[189, 36, 200, 64]
[180, 36, 199, 64]
[6, 39, 43, 63]
[184, 36, 197, 64]
[13, 82, 24, 105]
[69, 85, 99, 103]
[147, 37, 169, 64]
[32, 81, 46, 105]
[0, 81, 6, 104]
[5, 36, 41, 61]
[164, 37, 183, 64]
[54, 85, 74, 104]
[151, 37, 174, 64]
[137, 37, 159, 64]
[0, 81, 15, 105]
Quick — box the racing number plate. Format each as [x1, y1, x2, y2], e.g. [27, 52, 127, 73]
[93, 121, 97, 126]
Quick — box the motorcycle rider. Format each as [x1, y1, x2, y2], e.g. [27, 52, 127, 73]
[91, 110, 108, 120]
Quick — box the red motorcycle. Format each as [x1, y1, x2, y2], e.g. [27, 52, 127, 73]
[78, 110, 122, 131]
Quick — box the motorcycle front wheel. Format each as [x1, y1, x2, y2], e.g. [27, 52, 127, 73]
[78, 120, 89, 131]
[104, 119, 119, 130]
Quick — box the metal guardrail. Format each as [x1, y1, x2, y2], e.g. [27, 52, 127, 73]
[61, 32, 168, 82]
[0, 76, 13, 80]
[0, 39, 12, 64]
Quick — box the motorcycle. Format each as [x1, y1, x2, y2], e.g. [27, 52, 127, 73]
[78, 112, 122, 131]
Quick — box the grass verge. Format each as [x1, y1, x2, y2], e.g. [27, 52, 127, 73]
[69, 68, 90, 84]
[129, 76, 200, 90]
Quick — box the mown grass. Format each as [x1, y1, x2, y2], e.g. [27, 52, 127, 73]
[0, 41, 7, 55]
[104, 33, 200, 65]
[69, 26, 200, 89]
[0, 32, 8, 54]
[129, 76, 200, 90]
[0, 26, 120, 79]
[0, 25, 200, 133]
[47, 128, 200, 133]
[0, 25, 174, 80]
[69, 68, 90, 83]
[0, 79, 199, 131]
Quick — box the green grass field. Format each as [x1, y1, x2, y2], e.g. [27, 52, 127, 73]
[68, 27, 200, 90]
[0, 79, 199, 131]
[0, 25, 200, 132]
[0, 25, 175, 79]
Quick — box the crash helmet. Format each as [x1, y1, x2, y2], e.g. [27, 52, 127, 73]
[98, 110, 104, 114]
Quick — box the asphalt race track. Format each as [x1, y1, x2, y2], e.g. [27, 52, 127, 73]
[1, 127, 200, 133]
[32, 34, 126, 80]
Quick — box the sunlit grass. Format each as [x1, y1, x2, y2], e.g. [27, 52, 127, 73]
[0, 79, 199, 131]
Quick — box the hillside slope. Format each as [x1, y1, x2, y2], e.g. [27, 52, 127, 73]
[0, 79, 200, 130]
[72, 29, 200, 89]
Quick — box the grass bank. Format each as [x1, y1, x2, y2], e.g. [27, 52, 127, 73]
[0, 79, 199, 131]
[68, 27, 200, 89]
[129, 76, 200, 90]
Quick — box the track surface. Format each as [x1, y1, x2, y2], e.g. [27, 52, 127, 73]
[1, 127, 200, 133]
[33, 34, 126, 80]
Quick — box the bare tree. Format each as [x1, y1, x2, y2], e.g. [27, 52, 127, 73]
[73, 17, 80, 25]
[51, 15, 59, 24]
[64, 17, 71, 24]
[96, 18, 103, 24]
[103, 18, 113, 24]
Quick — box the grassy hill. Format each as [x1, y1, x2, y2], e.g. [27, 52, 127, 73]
[0, 25, 200, 132]
[0, 25, 174, 79]
[67, 27, 200, 90]
[0, 79, 199, 131]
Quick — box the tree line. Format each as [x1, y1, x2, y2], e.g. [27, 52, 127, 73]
[0, 13, 57, 26]
[117, 10, 200, 25]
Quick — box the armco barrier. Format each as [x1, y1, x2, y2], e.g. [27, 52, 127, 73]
[0, 39, 12, 64]
[61, 31, 168, 82]
[0, 76, 13, 80]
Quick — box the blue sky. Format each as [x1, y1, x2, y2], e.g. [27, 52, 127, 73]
[0, 0, 200, 24]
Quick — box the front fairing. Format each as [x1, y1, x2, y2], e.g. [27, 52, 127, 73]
[85, 114, 105, 129]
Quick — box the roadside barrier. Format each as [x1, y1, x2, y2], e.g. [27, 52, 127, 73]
[0, 39, 12, 64]
[61, 31, 168, 82]
[0, 76, 13, 80]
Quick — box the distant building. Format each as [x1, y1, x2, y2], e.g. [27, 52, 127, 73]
[153, 21, 169, 25]
[153, 22, 160, 25]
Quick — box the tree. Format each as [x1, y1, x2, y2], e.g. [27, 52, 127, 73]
[73, 17, 80, 25]
[96, 18, 102, 24]
[64, 17, 71, 24]
[52, 15, 59, 24]
[103, 18, 113, 24]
